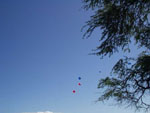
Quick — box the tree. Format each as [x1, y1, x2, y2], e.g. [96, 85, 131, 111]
[82, 0, 150, 111]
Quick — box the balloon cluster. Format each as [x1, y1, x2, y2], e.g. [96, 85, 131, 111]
[72, 77, 82, 93]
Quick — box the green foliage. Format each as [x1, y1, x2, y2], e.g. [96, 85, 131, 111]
[82, 0, 150, 57]
[98, 54, 150, 111]
[82, 0, 150, 111]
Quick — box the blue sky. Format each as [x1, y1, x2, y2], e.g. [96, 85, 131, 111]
[0, 0, 144, 113]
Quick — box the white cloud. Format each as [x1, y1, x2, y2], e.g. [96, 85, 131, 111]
[37, 111, 53, 113]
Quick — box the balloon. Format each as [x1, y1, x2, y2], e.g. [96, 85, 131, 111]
[78, 77, 81, 80]
[73, 90, 76, 93]
[78, 83, 81, 86]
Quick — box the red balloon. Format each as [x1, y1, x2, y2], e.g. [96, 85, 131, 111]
[73, 90, 76, 93]
[78, 83, 81, 86]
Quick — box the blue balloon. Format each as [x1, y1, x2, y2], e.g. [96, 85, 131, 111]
[78, 77, 81, 80]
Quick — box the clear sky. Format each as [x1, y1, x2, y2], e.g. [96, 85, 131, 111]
[0, 0, 144, 113]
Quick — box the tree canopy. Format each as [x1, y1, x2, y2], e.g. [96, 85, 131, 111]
[82, 0, 150, 111]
